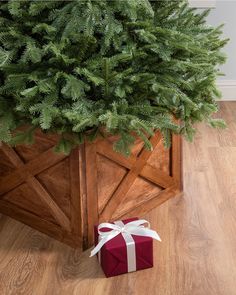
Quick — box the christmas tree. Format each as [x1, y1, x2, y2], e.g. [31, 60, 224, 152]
[0, 0, 228, 155]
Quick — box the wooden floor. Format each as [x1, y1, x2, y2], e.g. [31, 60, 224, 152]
[1, 101, 236, 295]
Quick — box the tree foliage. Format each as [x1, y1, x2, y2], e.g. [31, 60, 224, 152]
[0, 0, 228, 155]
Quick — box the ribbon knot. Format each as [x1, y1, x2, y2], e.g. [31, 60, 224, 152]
[121, 227, 126, 233]
[90, 219, 161, 257]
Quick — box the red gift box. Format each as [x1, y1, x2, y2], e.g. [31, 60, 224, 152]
[93, 217, 160, 277]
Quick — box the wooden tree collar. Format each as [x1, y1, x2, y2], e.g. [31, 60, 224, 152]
[0, 129, 182, 249]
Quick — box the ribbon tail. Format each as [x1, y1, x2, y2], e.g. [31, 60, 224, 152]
[147, 229, 162, 242]
[90, 232, 119, 257]
[127, 228, 162, 242]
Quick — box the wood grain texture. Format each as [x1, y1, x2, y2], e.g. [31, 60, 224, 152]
[0, 128, 181, 249]
[0, 130, 81, 247]
[0, 144, 71, 231]
[84, 141, 99, 247]
[99, 132, 181, 221]
[0, 102, 235, 294]
[69, 148, 82, 239]
[0, 146, 67, 195]
[99, 132, 168, 220]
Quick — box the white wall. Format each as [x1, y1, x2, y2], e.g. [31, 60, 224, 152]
[207, 1, 236, 81]
[192, 1, 236, 100]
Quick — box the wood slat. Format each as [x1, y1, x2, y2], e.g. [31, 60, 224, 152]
[0, 200, 81, 248]
[109, 185, 182, 221]
[78, 144, 89, 249]
[141, 164, 175, 188]
[69, 148, 82, 238]
[96, 140, 136, 169]
[100, 132, 162, 220]
[26, 176, 71, 232]
[0, 145, 67, 196]
[85, 142, 99, 246]
[97, 139, 175, 189]
[171, 133, 182, 190]
[0, 144, 71, 231]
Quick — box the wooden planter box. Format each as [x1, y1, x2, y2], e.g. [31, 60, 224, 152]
[0, 130, 182, 249]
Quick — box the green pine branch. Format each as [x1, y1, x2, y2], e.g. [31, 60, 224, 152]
[0, 0, 228, 155]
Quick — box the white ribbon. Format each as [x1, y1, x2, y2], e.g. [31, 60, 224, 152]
[90, 219, 161, 272]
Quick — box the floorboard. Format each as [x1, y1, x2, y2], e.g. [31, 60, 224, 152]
[0, 102, 236, 295]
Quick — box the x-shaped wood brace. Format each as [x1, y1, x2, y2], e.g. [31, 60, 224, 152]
[0, 144, 71, 231]
[97, 132, 176, 220]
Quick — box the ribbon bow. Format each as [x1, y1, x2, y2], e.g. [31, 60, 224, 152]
[90, 219, 161, 257]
